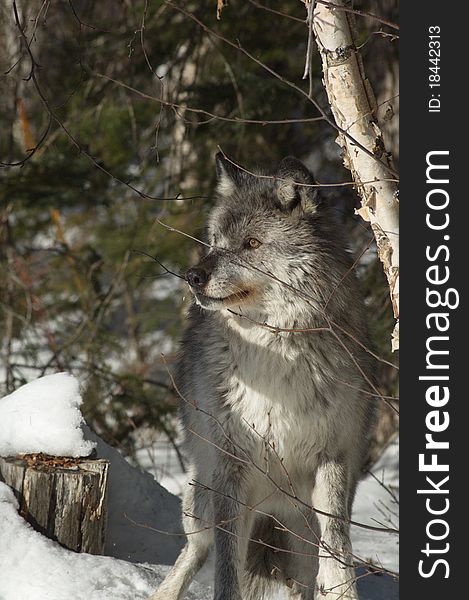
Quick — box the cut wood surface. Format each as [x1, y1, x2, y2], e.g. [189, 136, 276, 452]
[0, 453, 109, 554]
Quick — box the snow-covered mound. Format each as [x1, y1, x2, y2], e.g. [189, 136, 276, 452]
[0, 373, 95, 458]
[0, 482, 211, 600]
[84, 428, 184, 565]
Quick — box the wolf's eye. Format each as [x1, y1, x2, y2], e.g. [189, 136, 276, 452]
[246, 238, 262, 249]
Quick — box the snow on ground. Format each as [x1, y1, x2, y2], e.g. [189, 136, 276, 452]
[129, 428, 188, 497]
[0, 373, 95, 457]
[0, 482, 210, 600]
[83, 427, 184, 565]
[352, 437, 399, 599]
[0, 374, 398, 599]
[352, 437, 399, 574]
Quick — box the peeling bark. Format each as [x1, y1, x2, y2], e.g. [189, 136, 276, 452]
[311, 0, 399, 350]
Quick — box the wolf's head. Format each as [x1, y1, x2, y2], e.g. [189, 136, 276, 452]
[186, 153, 335, 314]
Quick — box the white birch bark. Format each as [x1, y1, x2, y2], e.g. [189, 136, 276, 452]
[311, 0, 400, 350]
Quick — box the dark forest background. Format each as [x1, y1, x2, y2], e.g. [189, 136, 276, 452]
[0, 0, 398, 461]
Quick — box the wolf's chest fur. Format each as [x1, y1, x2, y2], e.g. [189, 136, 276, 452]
[219, 317, 335, 467]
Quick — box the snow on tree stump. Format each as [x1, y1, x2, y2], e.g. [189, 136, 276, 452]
[0, 453, 109, 554]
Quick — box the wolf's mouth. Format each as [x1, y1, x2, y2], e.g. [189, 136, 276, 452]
[195, 289, 251, 304]
[192, 290, 251, 310]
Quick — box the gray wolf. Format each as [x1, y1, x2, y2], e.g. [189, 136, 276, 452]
[150, 154, 374, 600]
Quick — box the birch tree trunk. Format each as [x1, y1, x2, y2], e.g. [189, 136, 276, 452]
[311, 0, 400, 350]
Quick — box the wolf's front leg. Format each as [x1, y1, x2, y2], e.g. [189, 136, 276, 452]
[212, 462, 254, 600]
[312, 460, 358, 600]
[148, 477, 212, 600]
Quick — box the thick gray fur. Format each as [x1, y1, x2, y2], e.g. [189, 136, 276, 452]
[150, 154, 375, 600]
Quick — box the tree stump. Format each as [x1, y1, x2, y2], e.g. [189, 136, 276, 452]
[0, 453, 109, 554]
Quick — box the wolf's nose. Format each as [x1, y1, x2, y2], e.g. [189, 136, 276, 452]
[186, 267, 209, 288]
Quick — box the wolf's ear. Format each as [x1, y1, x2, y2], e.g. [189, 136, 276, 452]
[215, 152, 242, 196]
[276, 156, 318, 213]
